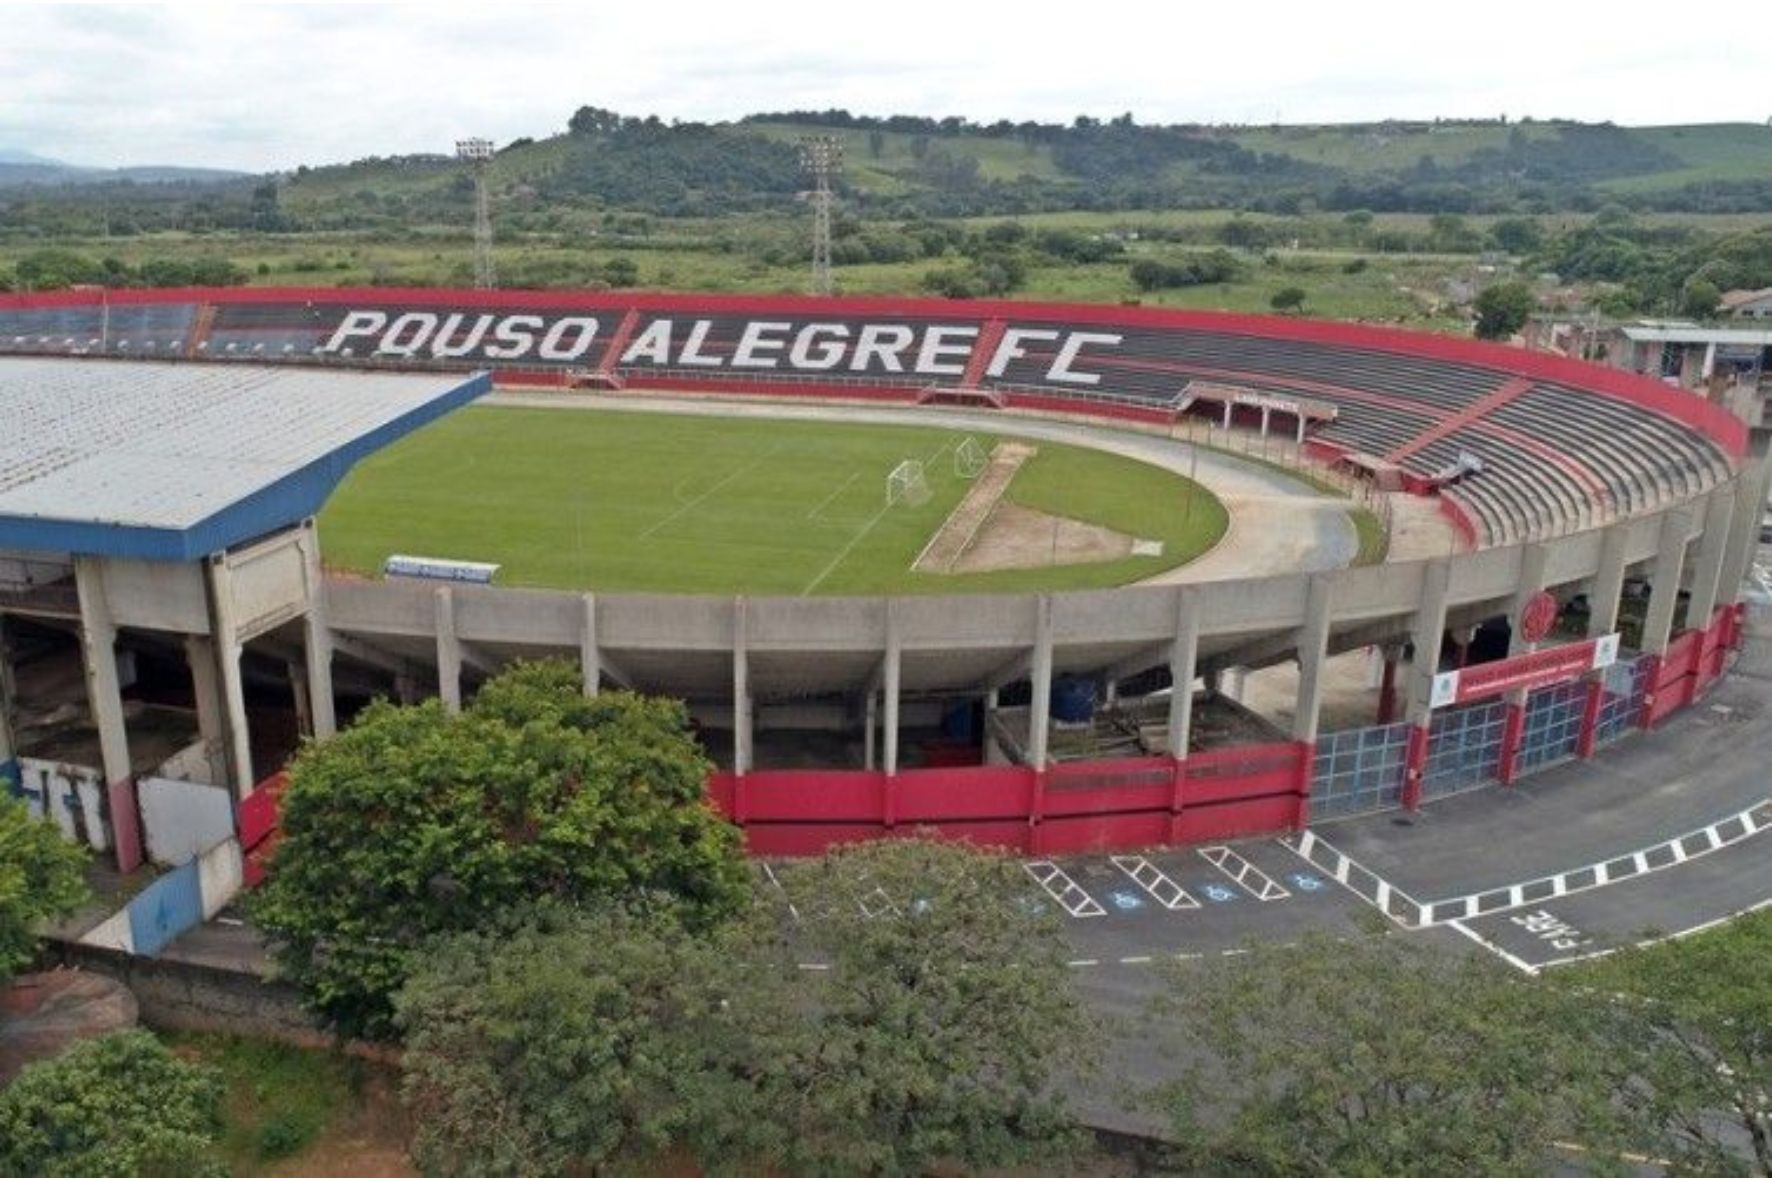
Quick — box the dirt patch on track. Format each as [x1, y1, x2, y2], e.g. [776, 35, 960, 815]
[949, 503, 1146, 572]
[913, 442, 1038, 572]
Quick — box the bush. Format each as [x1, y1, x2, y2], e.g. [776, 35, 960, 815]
[0, 793, 88, 982]
[1270, 285, 1307, 313]
[0, 1030, 226, 1176]
[252, 659, 749, 1037]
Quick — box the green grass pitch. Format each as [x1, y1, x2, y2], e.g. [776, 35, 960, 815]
[319, 406, 1229, 596]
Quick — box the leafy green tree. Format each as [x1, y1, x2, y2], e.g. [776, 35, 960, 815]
[771, 838, 1097, 1175]
[0, 1030, 226, 1176]
[1269, 285, 1307, 313]
[252, 659, 748, 1037]
[1577, 910, 1772, 1175]
[1473, 280, 1535, 339]
[1147, 933, 1632, 1176]
[1489, 216, 1544, 255]
[396, 903, 793, 1176]
[0, 793, 89, 982]
[1680, 277, 1722, 321]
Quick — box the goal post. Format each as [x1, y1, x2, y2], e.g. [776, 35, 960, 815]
[955, 436, 988, 480]
[886, 459, 931, 507]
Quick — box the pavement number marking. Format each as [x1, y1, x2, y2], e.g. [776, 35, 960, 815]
[1198, 845, 1292, 902]
[1508, 909, 1594, 954]
[1109, 855, 1201, 910]
[1023, 860, 1107, 918]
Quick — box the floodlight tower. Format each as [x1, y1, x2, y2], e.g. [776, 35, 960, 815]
[799, 135, 843, 296]
[455, 137, 497, 289]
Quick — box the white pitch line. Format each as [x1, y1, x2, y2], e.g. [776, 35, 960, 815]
[639, 444, 782, 540]
[805, 470, 861, 521]
[802, 439, 955, 596]
[1448, 918, 1542, 976]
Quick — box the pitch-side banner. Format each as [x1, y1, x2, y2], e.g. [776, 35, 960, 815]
[1430, 633, 1620, 708]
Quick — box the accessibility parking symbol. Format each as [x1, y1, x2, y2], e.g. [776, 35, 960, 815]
[1202, 883, 1238, 903]
[1289, 873, 1324, 892]
[1107, 890, 1146, 912]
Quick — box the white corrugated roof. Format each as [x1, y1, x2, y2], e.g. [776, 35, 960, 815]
[1617, 325, 1772, 346]
[0, 358, 483, 536]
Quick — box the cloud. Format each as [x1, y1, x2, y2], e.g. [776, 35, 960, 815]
[2, 0, 1766, 171]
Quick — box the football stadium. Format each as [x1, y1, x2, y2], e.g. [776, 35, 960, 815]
[0, 284, 1762, 923]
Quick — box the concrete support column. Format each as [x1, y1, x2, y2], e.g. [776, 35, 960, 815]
[1402, 558, 1452, 810]
[1259, 406, 1272, 438]
[863, 692, 877, 771]
[1221, 400, 1232, 430]
[289, 663, 313, 740]
[1716, 458, 1772, 612]
[0, 615, 16, 767]
[184, 636, 226, 786]
[732, 598, 751, 776]
[1225, 666, 1247, 702]
[1685, 490, 1736, 626]
[1498, 544, 1549, 787]
[435, 587, 461, 714]
[1587, 523, 1630, 639]
[75, 557, 132, 791]
[983, 687, 1005, 765]
[1292, 577, 1335, 744]
[1641, 508, 1695, 657]
[1294, 413, 1307, 445]
[296, 523, 335, 740]
[1027, 596, 1054, 770]
[1166, 592, 1201, 761]
[883, 607, 902, 777]
[1376, 647, 1400, 726]
[579, 593, 601, 697]
[203, 555, 254, 798]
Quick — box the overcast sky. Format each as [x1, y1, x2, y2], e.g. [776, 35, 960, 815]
[4, 0, 1768, 172]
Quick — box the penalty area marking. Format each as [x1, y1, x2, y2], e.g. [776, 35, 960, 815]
[640, 443, 783, 540]
[800, 439, 956, 596]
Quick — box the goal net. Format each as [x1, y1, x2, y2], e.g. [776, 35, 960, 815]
[954, 436, 988, 480]
[886, 459, 932, 507]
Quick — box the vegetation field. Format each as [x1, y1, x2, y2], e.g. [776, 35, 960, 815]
[319, 407, 1228, 595]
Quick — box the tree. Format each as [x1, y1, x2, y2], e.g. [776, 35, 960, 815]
[1576, 910, 1772, 1175]
[1146, 933, 1632, 1176]
[252, 659, 749, 1036]
[0, 793, 89, 983]
[1269, 285, 1307, 314]
[769, 838, 1097, 1175]
[1489, 216, 1544, 255]
[1680, 277, 1722, 321]
[1473, 280, 1535, 339]
[0, 1030, 226, 1176]
[396, 903, 793, 1176]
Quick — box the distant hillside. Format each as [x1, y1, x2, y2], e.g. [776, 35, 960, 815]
[0, 153, 247, 189]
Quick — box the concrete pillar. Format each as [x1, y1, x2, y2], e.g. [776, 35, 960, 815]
[732, 598, 751, 776]
[74, 557, 132, 791]
[0, 615, 16, 766]
[203, 555, 255, 797]
[297, 523, 336, 740]
[1641, 508, 1695, 656]
[1402, 558, 1452, 809]
[1221, 400, 1232, 430]
[184, 636, 226, 786]
[1685, 489, 1736, 626]
[1259, 405, 1272, 438]
[863, 692, 877, 771]
[1166, 592, 1201, 760]
[435, 587, 461, 714]
[1225, 666, 1247, 702]
[1508, 543, 1549, 655]
[1294, 412, 1307, 445]
[1377, 647, 1400, 725]
[1027, 596, 1054, 769]
[1716, 457, 1772, 612]
[983, 687, 1005, 765]
[1587, 523, 1630, 639]
[289, 662, 313, 740]
[579, 593, 601, 697]
[881, 605, 903, 776]
[1292, 576, 1335, 743]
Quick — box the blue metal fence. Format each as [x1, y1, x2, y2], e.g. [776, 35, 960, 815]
[1422, 699, 1508, 801]
[1516, 681, 1587, 776]
[1310, 723, 1410, 820]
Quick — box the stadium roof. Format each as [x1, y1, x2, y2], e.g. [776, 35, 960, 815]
[1617, 324, 1772, 346]
[0, 359, 488, 561]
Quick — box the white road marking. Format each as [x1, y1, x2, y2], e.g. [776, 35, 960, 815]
[1023, 860, 1107, 918]
[805, 470, 861, 521]
[1279, 832, 1428, 926]
[759, 861, 800, 923]
[1449, 919, 1542, 975]
[1198, 845, 1291, 901]
[1534, 895, 1772, 971]
[1110, 855, 1200, 910]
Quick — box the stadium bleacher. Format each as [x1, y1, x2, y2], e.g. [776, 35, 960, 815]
[0, 291, 1739, 549]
